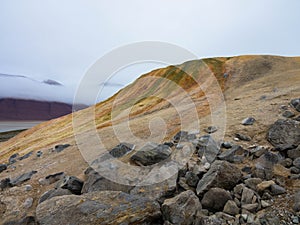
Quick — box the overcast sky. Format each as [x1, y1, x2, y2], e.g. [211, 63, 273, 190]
[0, 0, 299, 104]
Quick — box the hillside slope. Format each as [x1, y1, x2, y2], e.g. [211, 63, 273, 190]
[0, 55, 300, 223]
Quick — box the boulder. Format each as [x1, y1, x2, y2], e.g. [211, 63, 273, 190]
[39, 188, 72, 204]
[58, 176, 83, 195]
[267, 119, 300, 149]
[291, 98, 300, 112]
[109, 143, 134, 158]
[36, 191, 162, 225]
[223, 200, 240, 216]
[244, 178, 262, 191]
[185, 171, 199, 187]
[201, 188, 232, 212]
[81, 167, 132, 194]
[196, 135, 220, 163]
[162, 190, 201, 225]
[130, 143, 171, 166]
[196, 160, 242, 195]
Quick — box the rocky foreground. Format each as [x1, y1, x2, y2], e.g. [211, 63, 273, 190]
[0, 98, 300, 224]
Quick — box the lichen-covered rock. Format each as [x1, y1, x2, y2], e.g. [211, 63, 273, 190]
[36, 191, 162, 225]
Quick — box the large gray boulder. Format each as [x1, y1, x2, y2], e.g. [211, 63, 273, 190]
[267, 119, 300, 149]
[196, 160, 242, 195]
[36, 191, 162, 225]
[201, 188, 232, 212]
[130, 143, 172, 166]
[162, 190, 201, 225]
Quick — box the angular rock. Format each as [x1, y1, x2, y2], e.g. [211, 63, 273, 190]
[18, 151, 33, 161]
[270, 184, 286, 195]
[10, 171, 37, 186]
[267, 119, 300, 149]
[257, 180, 275, 192]
[291, 98, 300, 112]
[38, 188, 72, 204]
[130, 143, 171, 166]
[39, 172, 65, 185]
[244, 178, 262, 191]
[218, 145, 244, 163]
[81, 167, 133, 194]
[241, 187, 255, 205]
[0, 164, 7, 173]
[196, 160, 242, 195]
[221, 142, 232, 149]
[255, 151, 280, 180]
[282, 110, 295, 118]
[242, 117, 256, 125]
[241, 203, 258, 213]
[204, 126, 218, 134]
[288, 146, 300, 160]
[201, 188, 232, 212]
[223, 200, 240, 216]
[273, 164, 291, 178]
[8, 153, 19, 164]
[36, 191, 162, 225]
[293, 157, 300, 168]
[54, 144, 70, 153]
[185, 171, 199, 187]
[250, 146, 267, 158]
[196, 135, 220, 163]
[162, 190, 201, 225]
[58, 176, 83, 195]
[109, 142, 134, 158]
[235, 133, 251, 141]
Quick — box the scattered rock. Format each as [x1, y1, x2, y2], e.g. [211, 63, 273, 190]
[36, 151, 43, 157]
[36, 191, 162, 225]
[196, 160, 242, 195]
[0, 163, 7, 173]
[280, 158, 293, 167]
[218, 145, 244, 163]
[54, 144, 70, 153]
[241, 203, 258, 213]
[287, 146, 300, 160]
[291, 98, 300, 112]
[38, 188, 72, 204]
[242, 117, 256, 125]
[173, 131, 195, 142]
[204, 126, 218, 134]
[196, 135, 220, 163]
[250, 146, 267, 158]
[109, 142, 134, 158]
[185, 171, 199, 187]
[235, 133, 251, 141]
[18, 151, 33, 161]
[270, 184, 286, 195]
[10, 171, 37, 186]
[223, 200, 239, 216]
[244, 178, 262, 191]
[257, 180, 275, 192]
[201, 188, 232, 212]
[8, 153, 19, 164]
[267, 119, 300, 149]
[273, 164, 291, 178]
[24, 184, 33, 191]
[0, 178, 11, 190]
[39, 172, 65, 185]
[221, 142, 232, 149]
[241, 187, 255, 204]
[58, 176, 83, 195]
[282, 110, 295, 118]
[293, 157, 300, 168]
[23, 197, 33, 208]
[162, 190, 201, 225]
[130, 143, 171, 166]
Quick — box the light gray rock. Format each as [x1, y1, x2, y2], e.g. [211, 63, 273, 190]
[241, 187, 255, 205]
[223, 200, 240, 216]
[270, 184, 286, 195]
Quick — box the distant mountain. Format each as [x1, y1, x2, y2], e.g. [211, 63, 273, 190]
[0, 98, 87, 121]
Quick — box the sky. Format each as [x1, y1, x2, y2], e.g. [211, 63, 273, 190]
[0, 0, 299, 104]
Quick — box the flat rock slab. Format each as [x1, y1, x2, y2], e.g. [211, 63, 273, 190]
[36, 191, 161, 225]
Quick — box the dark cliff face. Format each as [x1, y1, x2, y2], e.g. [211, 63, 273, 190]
[0, 98, 82, 121]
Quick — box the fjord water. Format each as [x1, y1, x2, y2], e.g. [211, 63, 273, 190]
[0, 121, 43, 132]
